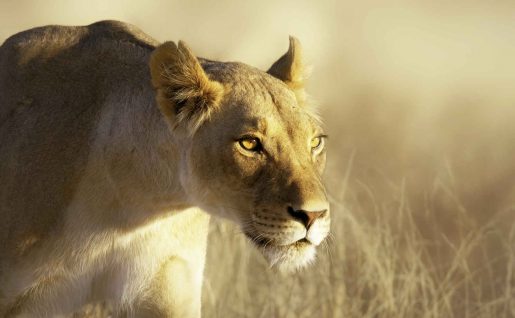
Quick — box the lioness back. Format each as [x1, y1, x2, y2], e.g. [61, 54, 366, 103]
[0, 21, 157, 258]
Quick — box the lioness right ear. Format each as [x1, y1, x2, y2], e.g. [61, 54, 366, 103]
[149, 41, 224, 133]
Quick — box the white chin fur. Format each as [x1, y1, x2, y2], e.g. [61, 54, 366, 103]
[261, 243, 317, 273]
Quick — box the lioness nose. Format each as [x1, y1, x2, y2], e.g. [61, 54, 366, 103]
[287, 206, 327, 230]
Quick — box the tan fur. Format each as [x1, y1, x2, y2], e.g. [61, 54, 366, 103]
[150, 41, 224, 133]
[267, 36, 308, 105]
[0, 20, 329, 317]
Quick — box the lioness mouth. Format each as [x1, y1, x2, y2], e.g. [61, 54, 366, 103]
[293, 238, 311, 246]
[246, 232, 317, 272]
[247, 233, 312, 249]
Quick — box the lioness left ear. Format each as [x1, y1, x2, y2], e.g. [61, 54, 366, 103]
[267, 36, 307, 104]
[149, 41, 224, 133]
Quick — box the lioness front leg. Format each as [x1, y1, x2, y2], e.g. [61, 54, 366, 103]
[128, 256, 203, 318]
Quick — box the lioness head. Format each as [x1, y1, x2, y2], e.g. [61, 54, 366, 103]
[149, 38, 329, 272]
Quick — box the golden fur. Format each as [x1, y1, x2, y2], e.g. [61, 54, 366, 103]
[0, 21, 330, 317]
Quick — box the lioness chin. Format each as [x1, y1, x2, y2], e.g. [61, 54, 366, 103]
[0, 20, 329, 317]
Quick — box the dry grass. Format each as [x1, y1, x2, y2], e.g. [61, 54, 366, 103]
[204, 172, 515, 318]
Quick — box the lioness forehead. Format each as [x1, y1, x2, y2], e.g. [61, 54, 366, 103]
[202, 61, 296, 104]
[202, 61, 318, 133]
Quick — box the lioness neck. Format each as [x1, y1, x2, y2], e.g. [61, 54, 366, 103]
[69, 77, 193, 231]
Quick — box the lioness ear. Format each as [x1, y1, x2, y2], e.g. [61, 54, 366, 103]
[267, 36, 307, 104]
[150, 41, 224, 133]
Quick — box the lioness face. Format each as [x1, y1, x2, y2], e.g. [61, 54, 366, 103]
[150, 39, 329, 272]
[189, 68, 329, 271]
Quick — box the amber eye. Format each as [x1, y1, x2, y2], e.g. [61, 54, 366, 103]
[311, 136, 323, 149]
[239, 137, 261, 151]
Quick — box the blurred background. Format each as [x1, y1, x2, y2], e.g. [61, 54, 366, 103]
[2, 0, 514, 317]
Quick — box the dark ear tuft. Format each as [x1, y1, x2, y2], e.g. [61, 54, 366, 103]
[149, 41, 224, 133]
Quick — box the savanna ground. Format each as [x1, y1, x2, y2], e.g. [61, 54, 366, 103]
[2, 1, 515, 317]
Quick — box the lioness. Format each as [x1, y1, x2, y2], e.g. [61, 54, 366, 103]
[0, 21, 330, 317]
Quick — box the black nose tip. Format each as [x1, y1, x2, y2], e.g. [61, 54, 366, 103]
[287, 206, 327, 230]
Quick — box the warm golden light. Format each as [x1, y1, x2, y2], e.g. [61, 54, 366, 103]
[1, 1, 514, 317]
